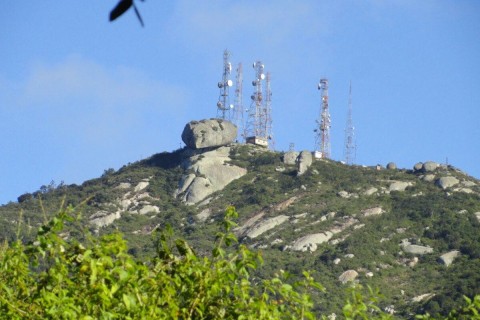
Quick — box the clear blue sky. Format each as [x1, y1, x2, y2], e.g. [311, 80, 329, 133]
[1, 1, 479, 204]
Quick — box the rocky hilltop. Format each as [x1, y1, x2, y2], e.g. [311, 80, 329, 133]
[1, 118, 479, 318]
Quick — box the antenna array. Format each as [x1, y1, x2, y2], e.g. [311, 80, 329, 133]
[232, 63, 244, 142]
[244, 61, 273, 148]
[314, 78, 331, 159]
[216, 49, 234, 120]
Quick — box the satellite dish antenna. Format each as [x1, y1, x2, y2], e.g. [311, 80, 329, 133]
[260, 74, 265, 80]
[218, 82, 224, 88]
[227, 80, 233, 87]
[252, 80, 257, 86]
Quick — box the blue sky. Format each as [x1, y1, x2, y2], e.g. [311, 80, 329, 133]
[1, 1, 479, 204]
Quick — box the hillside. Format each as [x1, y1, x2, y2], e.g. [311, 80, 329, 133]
[1, 138, 479, 318]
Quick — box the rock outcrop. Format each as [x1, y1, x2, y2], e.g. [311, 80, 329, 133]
[387, 162, 397, 170]
[244, 215, 289, 239]
[439, 250, 460, 267]
[475, 212, 480, 222]
[339, 270, 358, 284]
[414, 162, 424, 172]
[90, 211, 121, 228]
[181, 119, 237, 149]
[283, 151, 299, 165]
[291, 232, 334, 252]
[362, 207, 384, 217]
[423, 161, 439, 172]
[389, 181, 413, 192]
[400, 239, 433, 255]
[436, 176, 460, 189]
[175, 146, 247, 205]
[297, 151, 313, 176]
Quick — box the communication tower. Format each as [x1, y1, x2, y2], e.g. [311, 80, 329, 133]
[245, 61, 273, 148]
[232, 63, 244, 142]
[314, 78, 331, 159]
[216, 49, 234, 120]
[344, 81, 356, 164]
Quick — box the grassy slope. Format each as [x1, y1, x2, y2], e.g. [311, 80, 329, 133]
[1, 144, 479, 318]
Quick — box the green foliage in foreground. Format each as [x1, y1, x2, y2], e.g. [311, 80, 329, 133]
[0, 205, 478, 319]
[0, 206, 324, 319]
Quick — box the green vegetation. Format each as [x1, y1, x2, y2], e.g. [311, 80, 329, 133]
[0, 205, 322, 319]
[1, 144, 479, 318]
[1, 205, 479, 319]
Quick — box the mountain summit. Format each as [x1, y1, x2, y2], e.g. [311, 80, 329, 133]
[1, 119, 479, 318]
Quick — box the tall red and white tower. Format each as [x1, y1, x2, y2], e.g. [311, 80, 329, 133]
[245, 61, 273, 148]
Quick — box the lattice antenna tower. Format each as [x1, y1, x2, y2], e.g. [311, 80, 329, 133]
[216, 49, 234, 120]
[314, 78, 331, 159]
[232, 63, 244, 142]
[264, 71, 274, 149]
[344, 81, 356, 164]
[245, 61, 270, 147]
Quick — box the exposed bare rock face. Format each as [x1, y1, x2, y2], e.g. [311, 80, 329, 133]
[475, 212, 480, 222]
[423, 161, 439, 172]
[175, 146, 247, 205]
[291, 232, 334, 252]
[283, 151, 299, 165]
[389, 181, 413, 192]
[439, 250, 460, 267]
[90, 211, 121, 228]
[89, 178, 160, 228]
[244, 215, 289, 239]
[297, 150, 313, 176]
[436, 176, 460, 189]
[400, 239, 433, 255]
[181, 119, 237, 149]
[362, 207, 384, 217]
[339, 270, 358, 284]
[386, 162, 397, 170]
[414, 162, 424, 172]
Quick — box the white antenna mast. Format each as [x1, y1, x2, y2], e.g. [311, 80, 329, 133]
[216, 49, 233, 120]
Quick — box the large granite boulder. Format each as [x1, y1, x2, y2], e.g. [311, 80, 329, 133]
[423, 161, 439, 172]
[389, 181, 413, 192]
[413, 162, 424, 172]
[339, 270, 358, 284]
[439, 250, 460, 267]
[436, 176, 460, 189]
[400, 240, 433, 255]
[244, 215, 289, 239]
[297, 150, 313, 176]
[291, 232, 334, 252]
[386, 162, 397, 170]
[182, 119, 237, 149]
[283, 151, 299, 165]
